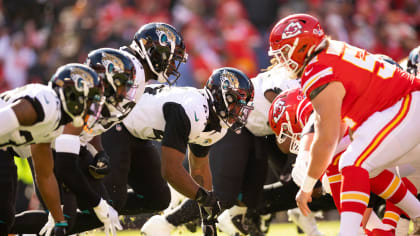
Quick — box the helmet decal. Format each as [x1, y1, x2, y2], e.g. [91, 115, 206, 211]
[272, 98, 287, 124]
[282, 21, 302, 39]
[220, 69, 239, 89]
[70, 67, 94, 89]
[101, 52, 125, 72]
[156, 25, 176, 47]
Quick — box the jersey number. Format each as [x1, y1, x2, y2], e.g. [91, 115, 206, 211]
[341, 45, 396, 79]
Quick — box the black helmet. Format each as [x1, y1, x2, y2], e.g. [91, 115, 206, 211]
[49, 63, 104, 127]
[407, 46, 420, 76]
[86, 48, 143, 116]
[129, 22, 187, 85]
[204, 67, 254, 132]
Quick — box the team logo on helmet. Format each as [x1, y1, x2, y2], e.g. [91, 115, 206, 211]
[156, 25, 176, 47]
[282, 22, 302, 39]
[272, 98, 287, 123]
[101, 52, 125, 73]
[220, 70, 239, 89]
[70, 67, 94, 90]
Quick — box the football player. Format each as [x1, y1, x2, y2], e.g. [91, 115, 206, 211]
[269, 13, 420, 236]
[97, 67, 253, 236]
[140, 63, 300, 236]
[9, 48, 142, 236]
[51, 48, 143, 236]
[0, 63, 103, 236]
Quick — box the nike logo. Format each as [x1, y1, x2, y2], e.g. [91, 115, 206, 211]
[194, 112, 199, 122]
[304, 68, 313, 77]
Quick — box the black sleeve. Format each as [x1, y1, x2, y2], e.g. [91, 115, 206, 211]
[161, 102, 191, 154]
[188, 143, 211, 158]
[54, 152, 101, 208]
[21, 96, 45, 123]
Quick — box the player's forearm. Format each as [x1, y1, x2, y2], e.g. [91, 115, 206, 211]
[190, 165, 212, 191]
[35, 174, 65, 222]
[307, 138, 335, 179]
[307, 119, 340, 179]
[189, 154, 212, 190]
[162, 165, 200, 199]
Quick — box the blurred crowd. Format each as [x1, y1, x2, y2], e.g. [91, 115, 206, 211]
[0, 0, 419, 93]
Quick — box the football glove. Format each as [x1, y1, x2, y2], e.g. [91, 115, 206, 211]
[93, 198, 122, 236]
[39, 211, 68, 236]
[195, 187, 223, 221]
[199, 205, 218, 236]
[89, 151, 111, 179]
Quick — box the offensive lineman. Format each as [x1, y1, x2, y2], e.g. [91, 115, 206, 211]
[0, 63, 104, 236]
[141, 63, 300, 236]
[102, 67, 254, 236]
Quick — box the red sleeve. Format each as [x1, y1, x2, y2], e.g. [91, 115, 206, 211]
[301, 62, 335, 99]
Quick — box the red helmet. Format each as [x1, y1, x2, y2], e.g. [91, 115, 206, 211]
[268, 88, 313, 154]
[268, 14, 325, 77]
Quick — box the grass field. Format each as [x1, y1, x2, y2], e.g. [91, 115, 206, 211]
[91, 221, 341, 236]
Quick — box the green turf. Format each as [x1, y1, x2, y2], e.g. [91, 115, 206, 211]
[89, 221, 341, 235]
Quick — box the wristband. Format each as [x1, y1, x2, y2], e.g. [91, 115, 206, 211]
[301, 175, 317, 193]
[55, 221, 68, 227]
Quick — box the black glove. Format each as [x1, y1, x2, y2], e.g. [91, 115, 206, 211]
[53, 221, 67, 236]
[195, 187, 223, 221]
[199, 206, 218, 236]
[88, 151, 111, 179]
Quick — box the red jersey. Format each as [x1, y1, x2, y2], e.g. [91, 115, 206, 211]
[301, 40, 420, 130]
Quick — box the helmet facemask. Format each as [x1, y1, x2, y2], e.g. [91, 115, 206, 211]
[276, 111, 301, 154]
[269, 38, 300, 78]
[103, 63, 138, 115]
[57, 77, 104, 128]
[221, 89, 254, 133]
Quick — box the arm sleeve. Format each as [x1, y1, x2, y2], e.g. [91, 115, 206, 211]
[54, 152, 101, 208]
[161, 102, 191, 154]
[188, 143, 211, 158]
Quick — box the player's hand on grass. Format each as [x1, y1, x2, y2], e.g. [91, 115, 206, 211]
[195, 187, 223, 220]
[93, 198, 122, 236]
[199, 205, 218, 236]
[40, 209, 68, 236]
[39, 212, 55, 236]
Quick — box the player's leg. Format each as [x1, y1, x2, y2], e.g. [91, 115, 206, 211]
[0, 149, 18, 235]
[102, 124, 132, 212]
[9, 155, 48, 234]
[142, 129, 255, 235]
[66, 147, 108, 234]
[124, 139, 170, 214]
[339, 92, 420, 236]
